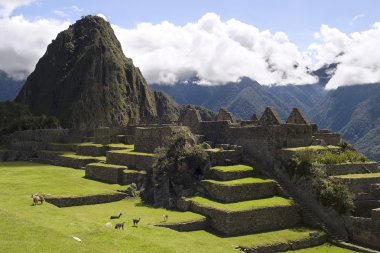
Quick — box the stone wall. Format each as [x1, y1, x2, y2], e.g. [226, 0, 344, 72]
[45, 192, 127, 207]
[314, 132, 341, 146]
[121, 170, 147, 185]
[207, 149, 243, 166]
[264, 157, 349, 240]
[106, 151, 157, 171]
[337, 176, 380, 195]
[0, 150, 30, 161]
[190, 203, 301, 236]
[201, 180, 277, 203]
[344, 209, 380, 250]
[154, 218, 208, 232]
[326, 162, 379, 176]
[76, 145, 107, 156]
[134, 125, 190, 153]
[85, 163, 126, 184]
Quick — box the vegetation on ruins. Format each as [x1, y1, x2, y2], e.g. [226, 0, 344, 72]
[143, 130, 210, 207]
[285, 150, 356, 214]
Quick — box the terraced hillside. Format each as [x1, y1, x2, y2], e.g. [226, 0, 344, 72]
[0, 136, 359, 253]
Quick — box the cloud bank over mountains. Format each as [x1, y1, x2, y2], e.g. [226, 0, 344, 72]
[0, 3, 379, 89]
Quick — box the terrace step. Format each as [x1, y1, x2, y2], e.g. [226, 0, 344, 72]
[76, 143, 134, 156]
[111, 134, 135, 144]
[55, 154, 106, 169]
[85, 162, 146, 185]
[333, 173, 380, 194]
[207, 164, 256, 181]
[106, 149, 157, 171]
[201, 177, 277, 203]
[46, 143, 79, 152]
[235, 228, 327, 253]
[154, 216, 208, 232]
[187, 196, 301, 236]
[325, 162, 379, 176]
[76, 143, 106, 156]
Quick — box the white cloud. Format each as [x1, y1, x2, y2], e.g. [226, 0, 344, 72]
[96, 13, 107, 21]
[71, 5, 82, 12]
[0, 0, 35, 17]
[113, 13, 317, 85]
[0, 15, 69, 79]
[1, 11, 379, 89]
[309, 23, 380, 89]
[53, 10, 69, 18]
[350, 14, 365, 26]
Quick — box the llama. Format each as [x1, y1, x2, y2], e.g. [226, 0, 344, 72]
[110, 213, 122, 219]
[162, 214, 168, 222]
[132, 218, 140, 227]
[115, 222, 125, 230]
[31, 193, 44, 206]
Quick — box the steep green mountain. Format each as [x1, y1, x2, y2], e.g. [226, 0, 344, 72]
[16, 16, 160, 128]
[0, 70, 24, 102]
[310, 83, 380, 162]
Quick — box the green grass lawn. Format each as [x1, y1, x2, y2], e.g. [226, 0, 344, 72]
[0, 162, 357, 253]
[210, 164, 253, 172]
[77, 142, 104, 147]
[285, 244, 357, 253]
[60, 153, 107, 161]
[283, 145, 340, 151]
[202, 177, 273, 186]
[107, 143, 134, 150]
[108, 149, 157, 157]
[334, 172, 380, 179]
[188, 196, 294, 212]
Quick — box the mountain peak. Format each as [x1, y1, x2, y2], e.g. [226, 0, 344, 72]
[15, 16, 159, 128]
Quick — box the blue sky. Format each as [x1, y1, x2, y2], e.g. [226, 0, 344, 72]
[1, 0, 380, 88]
[13, 0, 380, 49]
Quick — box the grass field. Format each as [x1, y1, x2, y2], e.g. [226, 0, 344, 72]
[202, 178, 273, 186]
[0, 162, 357, 253]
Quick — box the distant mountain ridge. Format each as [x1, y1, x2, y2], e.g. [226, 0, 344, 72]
[151, 70, 380, 162]
[0, 70, 24, 102]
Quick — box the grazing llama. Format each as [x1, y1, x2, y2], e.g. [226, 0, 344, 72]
[132, 218, 141, 227]
[110, 213, 122, 219]
[31, 193, 44, 206]
[115, 222, 125, 230]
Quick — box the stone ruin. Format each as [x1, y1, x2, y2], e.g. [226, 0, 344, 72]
[3, 106, 380, 250]
[216, 108, 235, 122]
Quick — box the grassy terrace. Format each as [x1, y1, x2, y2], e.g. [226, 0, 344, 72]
[60, 153, 107, 161]
[205, 148, 235, 152]
[108, 149, 157, 157]
[202, 177, 273, 186]
[107, 143, 134, 149]
[188, 196, 294, 212]
[87, 162, 128, 169]
[210, 164, 253, 172]
[285, 244, 357, 253]
[0, 161, 357, 253]
[334, 172, 380, 179]
[283, 145, 340, 151]
[0, 162, 124, 196]
[77, 142, 103, 147]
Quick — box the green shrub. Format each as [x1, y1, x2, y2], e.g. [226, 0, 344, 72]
[1, 115, 60, 134]
[313, 177, 355, 214]
[285, 150, 355, 214]
[317, 150, 368, 164]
